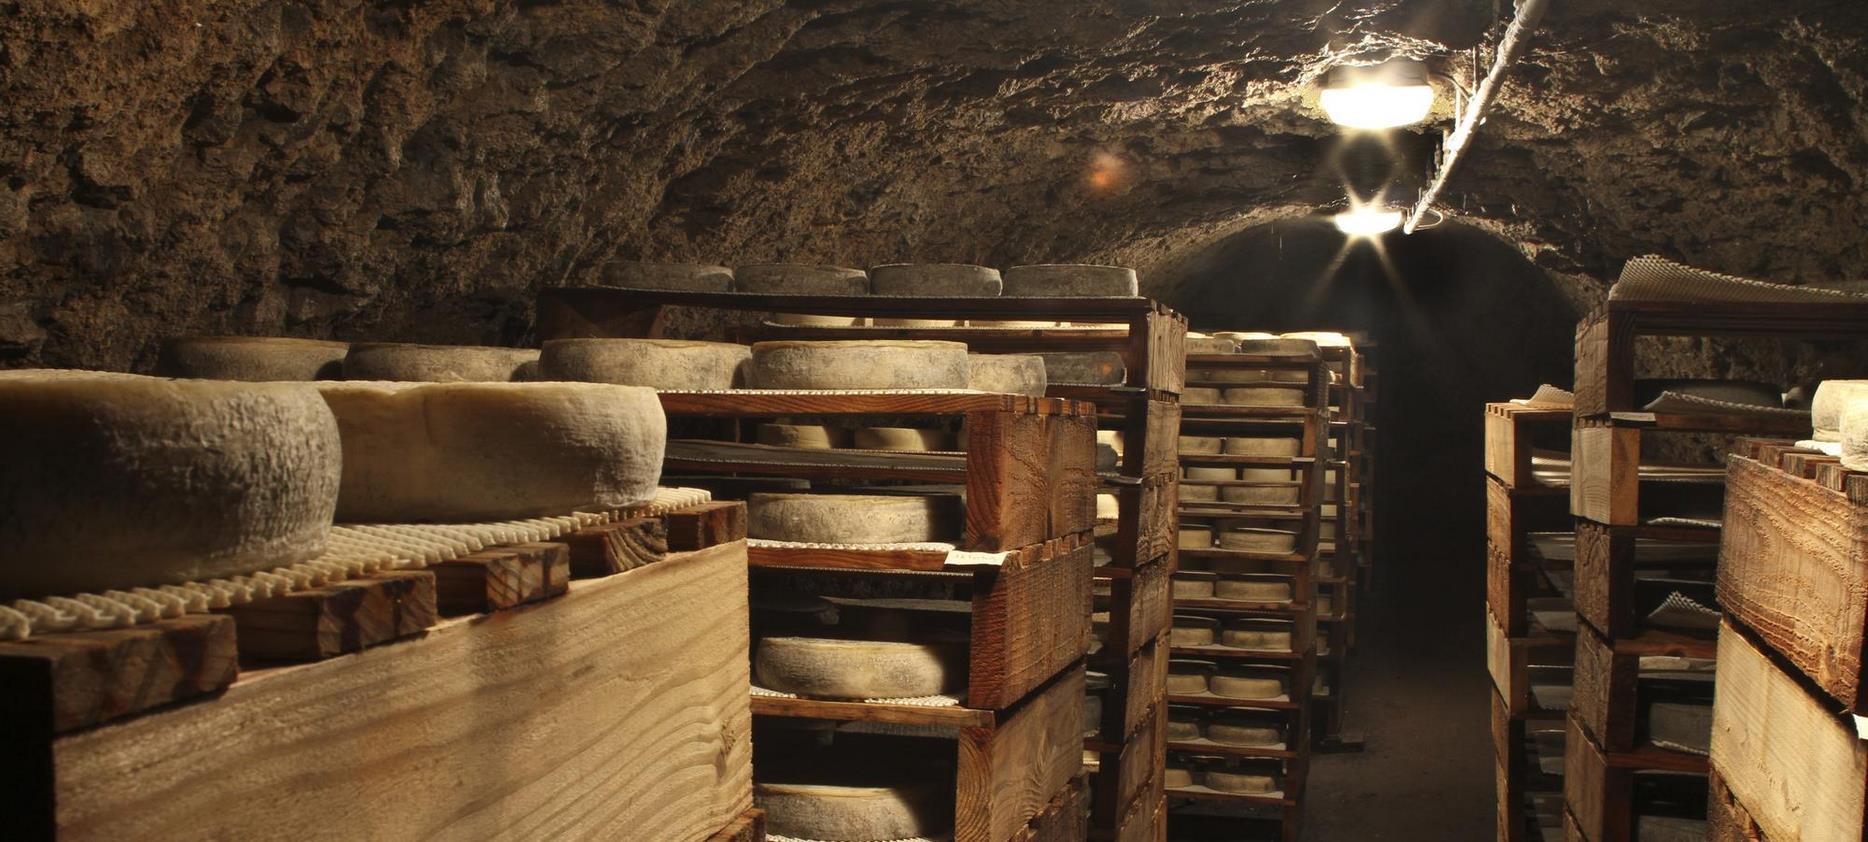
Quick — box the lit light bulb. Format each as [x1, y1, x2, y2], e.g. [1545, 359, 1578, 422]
[1320, 83, 1436, 129]
[1333, 206, 1403, 237]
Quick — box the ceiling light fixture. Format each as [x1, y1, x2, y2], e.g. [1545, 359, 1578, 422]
[1319, 61, 1435, 130]
[1332, 205, 1403, 238]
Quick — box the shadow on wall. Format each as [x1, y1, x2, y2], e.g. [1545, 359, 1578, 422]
[1160, 216, 1579, 601]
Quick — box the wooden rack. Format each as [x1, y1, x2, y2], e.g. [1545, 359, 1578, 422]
[1315, 343, 1369, 747]
[0, 497, 757, 841]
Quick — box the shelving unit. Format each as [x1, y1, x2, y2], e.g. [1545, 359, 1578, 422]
[1315, 341, 1368, 747]
[1167, 341, 1330, 842]
[1560, 298, 1868, 842]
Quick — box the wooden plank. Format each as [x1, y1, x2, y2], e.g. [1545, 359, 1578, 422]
[1571, 423, 1639, 526]
[705, 808, 766, 842]
[1570, 623, 1638, 752]
[1101, 556, 1172, 658]
[1102, 635, 1168, 741]
[229, 571, 437, 662]
[1718, 454, 1868, 712]
[749, 693, 996, 728]
[1573, 312, 1632, 417]
[1136, 310, 1188, 395]
[0, 615, 236, 736]
[1573, 520, 1635, 640]
[666, 501, 750, 551]
[1113, 475, 1178, 569]
[564, 516, 669, 577]
[1092, 702, 1164, 831]
[432, 542, 570, 615]
[1018, 774, 1090, 842]
[1709, 619, 1868, 842]
[50, 540, 753, 841]
[967, 409, 1097, 551]
[969, 539, 1094, 710]
[958, 668, 1086, 842]
[1564, 713, 1629, 842]
[1705, 767, 1767, 842]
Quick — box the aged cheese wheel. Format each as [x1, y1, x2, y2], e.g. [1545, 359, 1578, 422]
[1167, 660, 1214, 694]
[540, 339, 751, 390]
[869, 263, 1003, 296]
[1185, 337, 1239, 355]
[1223, 386, 1304, 407]
[1096, 442, 1120, 472]
[1178, 526, 1214, 549]
[756, 780, 948, 841]
[755, 636, 963, 699]
[1225, 437, 1299, 457]
[1183, 387, 1222, 405]
[1210, 670, 1284, 699]
[1223, 484, 1299, 506]
[1215, 578, 1292, 603]
[853, 426, 952, 452]
[735, 263, 869, 294]
[1206, 769, 1278, 794]
[1280, 331, 1351, 348]
[343, 343, 539, 382]
[1097, 493, 1119, 519]
[1172, 572, 1216, 599]
[749, 340, 970, 390]
[1184, 466, 1237, 482]
[1207, 719, 1279, 747]
[966, 354, 1048, 396]
[1003, 264, 1139, 297]
[1038, 351, 1125, 385]
[599, 261, 734, 291]
[1843, 403, 1868, 471]
[1182, 484, 1218, 502]
[1238, 467, 1290, 482]
[1222, 626, 1293, 651]
[1219, 528, 1297, 554]
[1171, 616, 1217, 647]
[1812, 380, 1868, 440]
[0, 371, 342, 598]
[315, 381, 665, 522]
[1179, 435, 1224, 454]
[157, 336, 349, 381]
[1163, 767, 1196, 789]
[1316, 594, 1334, 615]
[1166, 712, 1203, 742]
[747, 492, 962, 543]
[757, 423, 849, 449]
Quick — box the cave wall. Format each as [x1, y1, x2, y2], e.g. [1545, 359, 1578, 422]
[3, 0, 1865, 370]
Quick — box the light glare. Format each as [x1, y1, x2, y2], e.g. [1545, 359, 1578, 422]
[1333, 207, 1403, 237]
[1320, 83, 1435, 129]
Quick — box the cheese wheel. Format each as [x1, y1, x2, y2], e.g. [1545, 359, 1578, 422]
[1163, 767, 1196, 789]
[756, 780, 948, 841]
[540, 339, 751, 390]
[1842, 402, 1868, 471]
[734, 263, 869, 294]
[1224, 437, 1299, 457]
[1207, 719, 1280, 747]
[748, 341, 969, 390]
[1038, 351, 1125, 385]
[157, 336, 349, 381]
[1813, 380, 1868, 440]
[966, 354, 1048, 397]
[1209, 671, 1284, 699]
[1238, 467, 1291, 482]
[1215, 578, 1292, 603]
[1219, 528, 1297, 554]
[1184, 466, 1237, 482]
[757, 423, 849, 449]
[1002, 264, 1139, 297]
[314, 381, 665, 522]
[1222, 627, 1293, 651]
[1179, 435, 1223, 454]
[872, 318, 962, 327]
[1171, 617, 1218, 647]
[853, 426, 952, 452]
[754, 636, 963, 699]
[1280, 331, 1351, 347]
[0, 371, 342, 598]
[1097, 429, 1125, 456]
[772, 313, 865, 327]
[1096, 493, 1119, 519]
[1206, 770, 1278, 794]
[1185, 337, 1238, 355]
[1172, 572, 1216, 598]
[1223, 386, 1303, 407]
[1317, 594, 1334, 614]
[1166, 712, 1203, 742]
[1181, 484, 1218, 502]
[1167, 660, 1213, 694]
[599, 261, 734, 291]
[343, 343, 539, 382]
[1222, 485, 1300, 506]
[747, 492, 962, 544]
[1183, 387, 1222, 405]
[1178, 526, 1214, 549]
[869, 263, 1003, 296]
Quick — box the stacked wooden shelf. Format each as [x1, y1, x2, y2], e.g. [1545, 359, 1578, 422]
[1485, 399, 1580, 842]
[1315, 341, 1369, 747]
[0, 496, 760, 841]
[1167, 344, 1329, 842]
[1705, 439, 1868, 841]
[1561, 298, 1868, 841]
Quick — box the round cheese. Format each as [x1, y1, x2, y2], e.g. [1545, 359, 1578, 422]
[1178, 526, 1214, 549]
[0, 371, 342, 598]
[1842, 402, 1868, 471]
[1038, 351, 1125, 385]
[734, 263, 869, 294]
[600, 262, 733, 291]
[1167, 660, 1214, 694]
[1172, 572, 1216, 599]
[747, 492, 962, 544]
[1206, 770, 1278, 794]
[1185, 337, 1239, 355]
[540, 339, 751, 390]
[755, 636, 963, 700]
[966, 354, 1048, 396]
[1181, 484, 1218, 502]
[1184, 466, 1236, 482]
[748, 340, 969, 390]
[1215, 578, 1292, 603]
[157, 336, 349, 381]
[1002, 264, 1139, 297]
[1223, 485, 1300, 506]
[1219, 528, 1297, 554]
[757, 423, 849, 449]
[1222, 626, 1293, 651]
[1813, 380, 1868, 440]
[314, 381, 665, 522]
[343, 343, 539, 382]
[1223, 386, 1304, 407]
[1224, 437, 1299, 457]
[1207, 719, 1280, 747]
[1163, 767, 1196, 789]
[853, 426, 952, 452]
[1183, 387, 1222, 405]
[756, 780, 948, 841]
[1179, 435, 1224, 454]
[869, 263, 1003, 296]
[1171, 616, 1218, 647]
[1209, 671, 1284, 699]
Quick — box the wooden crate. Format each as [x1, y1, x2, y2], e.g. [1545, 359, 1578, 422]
[1570, 520, 1719, 640]
[1718, 449, 1868, 713]
[4, 519, 754, 841]
[1097, 634, 1170, 742]
[1708, 618, 1868, 842]
[1021, 773, 1092, 842]
[753, 666, 1087, 842]
[1091, 702, 1166, 832]
[1097, 555, 1173, 659]
[1705, 767, 1766, 842]
[1562, 713, 1707, 842]
[1569, 621, 1715, 754]
[1488, 608, 1575, 717]
[1486, 402, 1572, 489]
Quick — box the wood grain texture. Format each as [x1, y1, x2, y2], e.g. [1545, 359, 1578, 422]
[1709, 619, 1867, 842]
[1705, 767, 1767, 842]
[432, 542, 570, 615]
[230, 570, 437, 661]
[1017, 774, 1090, 842]
[1718, 454, 1868, 712]
[666, 501, 749, 551]
[1097, 702, 1163, 830]
[968, 537, 1093, 709]
[1045, 411, 1101, 542]
[52, 541, 753, 842]
[0, 615, 237, 736]
[1570, 623, 1638, 752]
[1572, 312, 1633, 418]
[1573, 520, 1636, 640]
[704, 808, 766, 842]
[1102, 556, 1172, 657]
[1571, 424, 1639, 526]
[967, 409, 1076, 551]
[564, 516, 669, 577]
[1114, 475, 1178, 568]
[1136, 309, 1187, 395]
[1564, 713, 1629, 842]
[955, 667, 1085, 842]
[1103, 634, 1169, 741]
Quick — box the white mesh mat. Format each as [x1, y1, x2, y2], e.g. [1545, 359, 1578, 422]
[749, 683, 964, 708]
[1645, 591, 1721, 633]
[1610, 255, 1868, 303]
[1641, 391, 1810, 421]
[770, 834, 950, 842]
[747, 538, 1011, 568]
[1513, 384, 1575, 408]
[0, 487, 713, 641]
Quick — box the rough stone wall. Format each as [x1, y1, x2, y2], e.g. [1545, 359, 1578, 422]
[2, 0, 1864, 370]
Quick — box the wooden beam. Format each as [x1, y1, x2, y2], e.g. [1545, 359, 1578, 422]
[230, 571, 437, 662]
[665, 501, 748, 551]
[432, 542, 570, 615]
